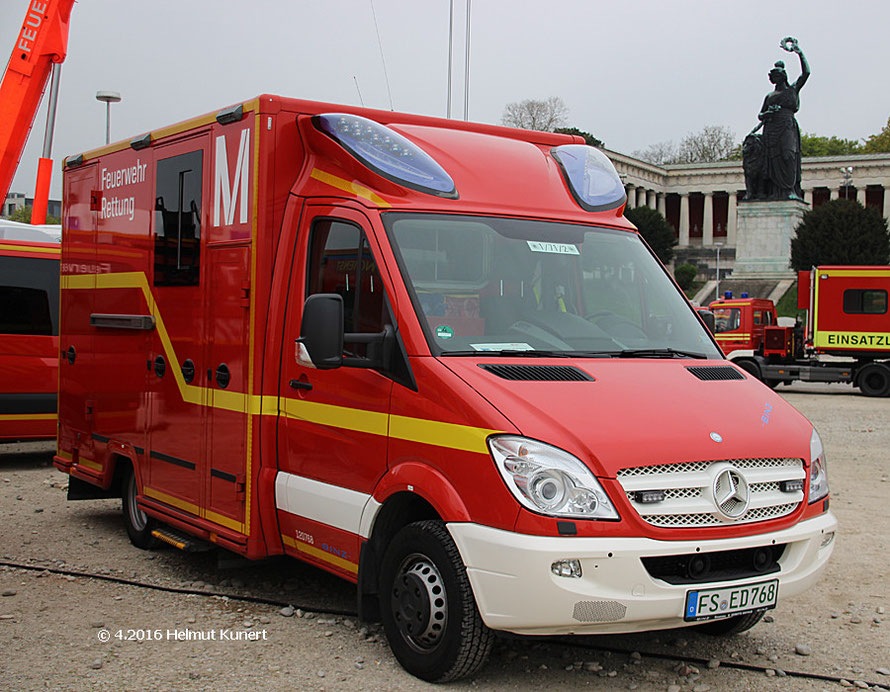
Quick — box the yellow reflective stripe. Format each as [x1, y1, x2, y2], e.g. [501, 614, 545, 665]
[143, 486, 245, 532]
[813, 331, 890, 349]
[715, 333, 751, 340]
[390, 415, 496, 454]
[77, 458, 102, 472]
[310, 168, 391, 208]
[0, 413, 56, 421]
[281, 397, 388, 436]
[819, 269, 890, 278]
[0, 243, 60, 255]
[57, 449, 73, 461]
[282, 534, 358, 575]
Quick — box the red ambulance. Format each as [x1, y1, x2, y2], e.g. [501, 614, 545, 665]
[55, 96, 836, 681]
[0, 222, 60, 441]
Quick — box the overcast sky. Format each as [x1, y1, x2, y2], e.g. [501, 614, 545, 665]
[4, 0, 890, 199]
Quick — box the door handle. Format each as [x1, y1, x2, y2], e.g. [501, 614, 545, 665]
[288, 379, 313, 391]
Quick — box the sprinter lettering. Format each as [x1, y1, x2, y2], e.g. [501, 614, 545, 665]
[213, 129, 250, 227]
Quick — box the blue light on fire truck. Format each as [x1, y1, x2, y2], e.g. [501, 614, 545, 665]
[551, 144, 626, 212]
[314, 113, 457, 198]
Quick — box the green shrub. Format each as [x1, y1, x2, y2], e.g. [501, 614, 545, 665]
[674, 264, 698, 290]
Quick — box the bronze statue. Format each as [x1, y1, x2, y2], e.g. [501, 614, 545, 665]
[743, 37, 810, 201]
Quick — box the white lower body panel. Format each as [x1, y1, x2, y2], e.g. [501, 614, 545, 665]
[448, 512, 837, 635]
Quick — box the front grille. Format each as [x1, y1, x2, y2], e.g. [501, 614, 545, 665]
[617, 458, 805, 528]
[642, 544, 787, 585]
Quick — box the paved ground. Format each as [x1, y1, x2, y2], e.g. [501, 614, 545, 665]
[0, 381, 888, 690]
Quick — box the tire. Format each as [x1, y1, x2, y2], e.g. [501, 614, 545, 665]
[122, 467, 158, 549]
[695, 610, 765, 636]
[857, 363, 890, 397]
[735, 359, 762, 381]
[379, 520, 493, 682]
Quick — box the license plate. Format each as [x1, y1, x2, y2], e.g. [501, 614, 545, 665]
[684, 579, 778, 621]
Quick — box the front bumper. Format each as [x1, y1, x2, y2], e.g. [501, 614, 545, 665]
[448, 511, 837, 635]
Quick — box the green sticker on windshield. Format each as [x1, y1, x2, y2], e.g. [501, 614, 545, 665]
[436, 325, 454, 340]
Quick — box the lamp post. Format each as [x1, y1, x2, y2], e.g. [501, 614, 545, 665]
[840, 166, 853, 200]
[714, 241, 724, 300]
[96, 90, 121, 145]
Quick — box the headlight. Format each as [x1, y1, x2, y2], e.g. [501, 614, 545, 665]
[488, 436, 619, 519]
[808, 428, 829, 503]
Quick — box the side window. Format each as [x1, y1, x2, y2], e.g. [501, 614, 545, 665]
[0, 257, 58, 335]
[843, 289, 887, 315]
[307, 219, 387, 354]
[753, 310, 762, 325]
[154, 150, 203, 286]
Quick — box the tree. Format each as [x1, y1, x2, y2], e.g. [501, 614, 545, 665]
[790, 199, 890, 271]
[800, 133, 862, 157]
[675, 125, 737, 163]
[553, 126, 603, 148]
[863, 117, 890, 153]
[501, 97, 569, 131]
[632, 126, 736, 165]
[632, 140, 678, 165]
[7, 206, 61, 224]
[624, 206, 677, 265]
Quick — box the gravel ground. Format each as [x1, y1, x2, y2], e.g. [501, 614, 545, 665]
[0, 381, 888, 690]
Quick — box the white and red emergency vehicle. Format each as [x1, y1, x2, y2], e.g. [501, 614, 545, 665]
[55, 96, 836, 681]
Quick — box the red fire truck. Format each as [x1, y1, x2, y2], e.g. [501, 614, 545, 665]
[0, 222, 60, 440]
[56, 96, 836, 681]
[709, 267, 890, 396]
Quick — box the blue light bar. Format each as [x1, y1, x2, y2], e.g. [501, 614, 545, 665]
[314, 113, 457, 198]
[551, 144, 626, 212]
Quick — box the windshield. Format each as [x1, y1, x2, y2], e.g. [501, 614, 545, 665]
[384, 213, 721, 358]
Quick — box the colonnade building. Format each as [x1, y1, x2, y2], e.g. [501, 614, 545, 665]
[609, 150, 890, 273]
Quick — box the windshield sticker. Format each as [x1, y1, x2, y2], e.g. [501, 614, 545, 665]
[435, 325, 455, 340]
[526, 240, 580, 255]
[470, 342, 534, 352]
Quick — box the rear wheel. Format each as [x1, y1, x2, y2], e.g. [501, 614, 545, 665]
[695, 610, 765, 636]
[735, 359, 762, 381]
[122, 467, 158, 549]
[857, 363, 890, 397]
[379, 520, 493, 682]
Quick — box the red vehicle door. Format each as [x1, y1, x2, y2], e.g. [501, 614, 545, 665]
[145, 136, 209, 515]
[59, 164, 98, 463]
[276, 205, 396, 577]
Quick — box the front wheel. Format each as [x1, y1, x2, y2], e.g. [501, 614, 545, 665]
[122, 466, 158, 549]
[379, 520, 493, 682]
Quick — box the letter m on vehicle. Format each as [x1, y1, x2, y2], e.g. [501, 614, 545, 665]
[213, 129, 250, 227]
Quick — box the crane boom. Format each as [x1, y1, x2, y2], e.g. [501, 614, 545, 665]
[0, 0, 75, 206]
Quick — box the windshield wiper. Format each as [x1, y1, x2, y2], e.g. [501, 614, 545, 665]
[441, 349, 579, 358]
[611, 348, 709, 359]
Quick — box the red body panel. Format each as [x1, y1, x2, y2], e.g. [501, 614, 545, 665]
[0, 239, 60, 440]
[708, 297, 778, 357]
[809, 266, 890, 354]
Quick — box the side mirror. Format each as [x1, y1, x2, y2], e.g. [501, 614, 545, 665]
[699, 310, 716, 334]
[298, 294, 344, 369]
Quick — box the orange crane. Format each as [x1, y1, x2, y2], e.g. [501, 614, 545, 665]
[0, 0, 75, 223]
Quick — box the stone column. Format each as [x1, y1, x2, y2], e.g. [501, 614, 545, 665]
[804, 189, 813, 206]
[703, 193, 714, 246]
[884, 186, 890, 223]
[856, 188, 867, 205]
[830, 188, 839, 200]
[657, 192, 666, 216]
[625, 186, 636, 209]
[679, 194, 690, 246]
[727, 192, 737, 247]
[637, 188, 647, 208]
[646, 190, 656, 209]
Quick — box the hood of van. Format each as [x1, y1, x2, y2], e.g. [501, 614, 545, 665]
[439, 358, 814, 478]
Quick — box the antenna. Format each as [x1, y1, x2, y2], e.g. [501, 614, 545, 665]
[353, 76, 365, 107]
[370, 0, 394, 110]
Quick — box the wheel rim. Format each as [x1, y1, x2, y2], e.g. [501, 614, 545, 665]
[863, 368, 888, 394]
[127, 473, 149, 532]
[390, 553, 448, 652]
